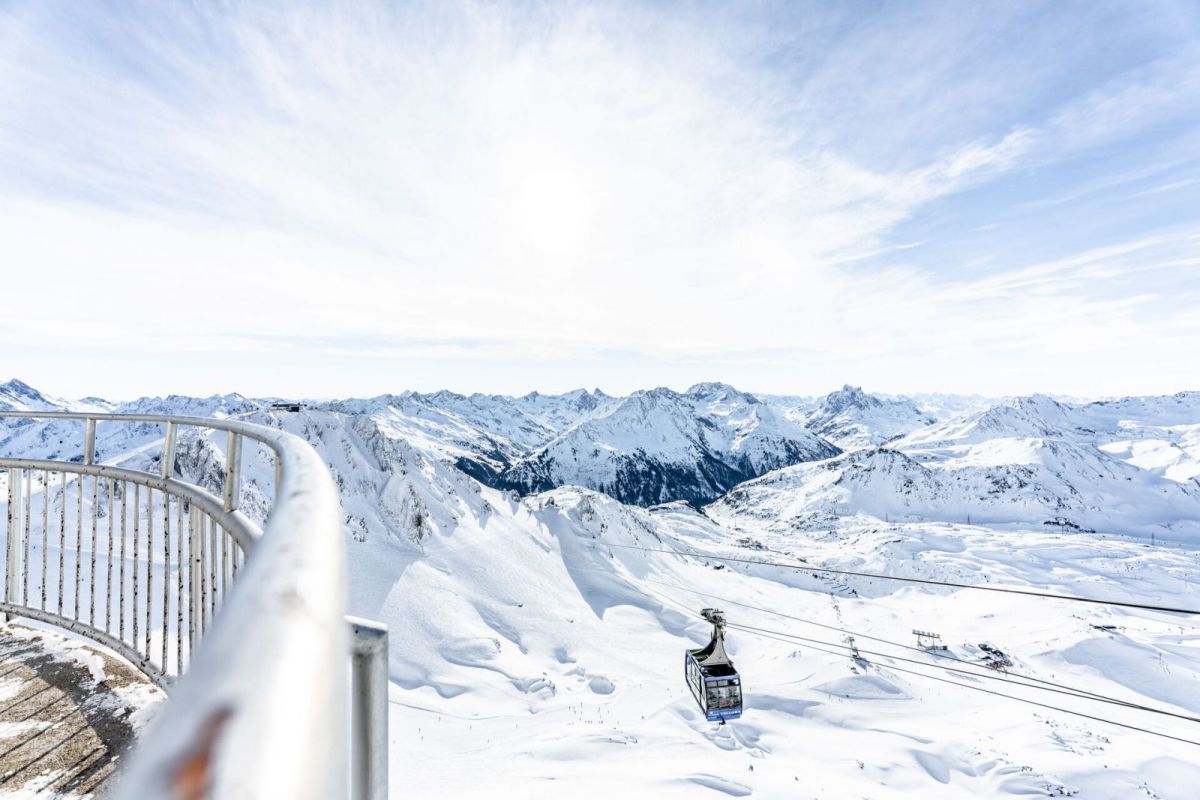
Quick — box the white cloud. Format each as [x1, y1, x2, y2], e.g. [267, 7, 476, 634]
[0, 1, 1197, 398]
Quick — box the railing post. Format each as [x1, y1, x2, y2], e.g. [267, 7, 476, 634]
[189, 509, 202, 651]
[224, 432, 242, 512]
[349, 616, 388, 800]
[161, 421, 177, 480]
[83, 418, 96, 465]
[5, 469, 18, 621]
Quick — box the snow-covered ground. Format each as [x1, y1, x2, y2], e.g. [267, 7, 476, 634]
[358, 488, 1200, 798]
[2, 378, 1199, 798]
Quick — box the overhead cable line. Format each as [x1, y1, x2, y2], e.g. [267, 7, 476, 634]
[638, 580, 1200, 725]
[726, 620, 1200, 727]
[643, 583, 1200, 747]
[601, 542, 1200, 615]
[723, 620, 1200, 748]
[641, 576, 1200, 723]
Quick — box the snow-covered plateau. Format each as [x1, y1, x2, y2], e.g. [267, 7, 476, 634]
[2, 379, 1199, 798]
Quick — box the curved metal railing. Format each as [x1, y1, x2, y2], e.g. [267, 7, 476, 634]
[0, 411, 384, 799]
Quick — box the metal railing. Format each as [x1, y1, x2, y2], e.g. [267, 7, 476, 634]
[0, 411, 388, 799]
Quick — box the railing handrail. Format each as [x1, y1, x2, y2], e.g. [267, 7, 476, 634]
[0, 408, 299, 437]
[0, 459, 260, 553]
[0, 410, 352, 799]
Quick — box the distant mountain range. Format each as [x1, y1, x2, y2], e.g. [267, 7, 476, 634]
[2, 378, 1197, 538]
[494, 383, 840, 506]
[709, 391, 1200, 539]
[2, 377, 1196, 799]
[800, 384, 935, 449]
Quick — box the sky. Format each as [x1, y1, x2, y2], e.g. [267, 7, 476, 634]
[1, 0, 1198, 401]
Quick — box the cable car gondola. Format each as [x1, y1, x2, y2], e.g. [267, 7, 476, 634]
[684, 608, 742, 722]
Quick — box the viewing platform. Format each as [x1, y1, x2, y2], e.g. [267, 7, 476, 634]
[0, 623, 160, 797]
[0, 411, 387, 800]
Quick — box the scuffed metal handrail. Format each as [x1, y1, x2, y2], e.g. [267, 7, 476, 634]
[0, 411, 352, 799]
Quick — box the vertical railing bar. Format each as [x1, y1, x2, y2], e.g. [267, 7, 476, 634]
[22, 469, 31, 607]
[106, 478, 114, 634]
[224, 432, 242, 512]
[207, 515, 217, 628]
[200, 514, 208, 636]
[219, 526, 227, 609]
[83, 418, 96, 466]
[119, 481, 128, 642]
[161, 421, 177, 481]
[5, 469, 18, 620]
[214, 524, 221, 610]
[74, 473, 82, 619]
[350, 618, 390, 800]
[132, 483, 139, 650]
[58, 471, 66, 615]
[162, 493, 170, 670]
[188, 508, 199, 655]
[176, 498, 184, 675]
[208, 515, 218, 618]
[90, 474, 98, 626]
[40, 470, 48, 612]
[208, 517, 217, 619]
[118, 484, 127, 642]
[145, 487, 153, 658]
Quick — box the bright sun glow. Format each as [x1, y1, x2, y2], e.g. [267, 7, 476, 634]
[510, 170, 592, 258]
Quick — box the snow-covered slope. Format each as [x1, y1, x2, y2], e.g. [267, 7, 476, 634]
[315, 394, 528, 484]
[1082, 392, 1200, 483]
[709, 444, 1200, 538]
[898, 392, 1200, 485]
[303, 388, 620, 485]
[804, 385, 934, 449]
[0, 378, 100, 413]
[896, 395, 1085, 453]
[897, 391, 1002, 421]
[712, 392, 1200, 539]
[755, 392, 818, 424]
[497, 383, 840, 506]
[352, 479, 1200, 799]
[0, 385, 258, 463]
[508, 388, 619, 434]
[2, 381, 1200, 797]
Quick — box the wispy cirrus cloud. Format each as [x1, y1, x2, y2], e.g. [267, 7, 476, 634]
[0, 0, 1197, 399]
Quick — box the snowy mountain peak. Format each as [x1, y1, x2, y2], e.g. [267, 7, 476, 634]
[560, 388, 610, 411]
[1007, 393, 1072, 420]
[1, 378, 41, 396]
[804, 386, 934, 450]
[0, 378, 54, 410]
[821, 384, 879, 413]
[425, 389, 468, 403]
[496, 383, 839, 506]
[896, 394, 1081, 453]
[685, 382, 757, 403]
[0, 378, 99, 414]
